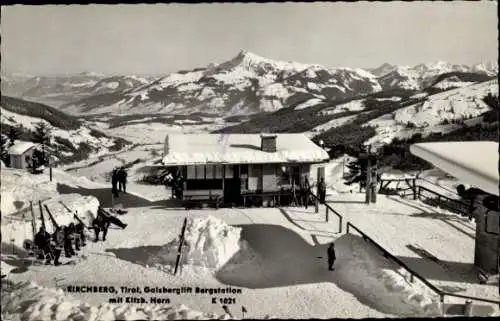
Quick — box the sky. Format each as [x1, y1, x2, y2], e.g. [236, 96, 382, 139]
[1, 2, 498, 76]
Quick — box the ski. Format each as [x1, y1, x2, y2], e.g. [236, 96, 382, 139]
[174, 217, 187, 275]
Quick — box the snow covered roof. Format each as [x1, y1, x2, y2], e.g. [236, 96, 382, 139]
[7, 141, 38, 155]
[410, 141, 499, 196]
[162, 133, 329, 166]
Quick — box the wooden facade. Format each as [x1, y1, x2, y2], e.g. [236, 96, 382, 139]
[9, 147, 35, 169]
[180, 162, 314, 207]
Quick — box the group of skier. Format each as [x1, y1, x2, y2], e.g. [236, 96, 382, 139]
[33, 206, 127, 266]
[34, 222, 86, 266]
[111, 166, 128, 198]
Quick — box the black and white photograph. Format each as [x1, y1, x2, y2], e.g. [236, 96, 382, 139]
[1, 2, 499, 319]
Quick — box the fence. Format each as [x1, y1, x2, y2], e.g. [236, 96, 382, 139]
[346, 222, 500, 314]
[417, 186, 473, 218]
[309, 191, 343, 233]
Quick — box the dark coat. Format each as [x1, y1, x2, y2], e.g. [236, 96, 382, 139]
[34, 230, 51, 249]
[327, 245, 336, 260]
[117, 169, 127, 183]
[92, 214, 109, 230]
[111, 170, 119, 185]
[319, 181, 326, 192]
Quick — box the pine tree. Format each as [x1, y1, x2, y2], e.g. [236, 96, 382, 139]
[31, 122, 52, 166]
[344, 155, 381, 192]
[7, 127, 19, 147]
[344, 158, 368, 192]
[0, 134, 9, 165]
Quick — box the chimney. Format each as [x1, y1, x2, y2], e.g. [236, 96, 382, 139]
[260, 134, 277, 153]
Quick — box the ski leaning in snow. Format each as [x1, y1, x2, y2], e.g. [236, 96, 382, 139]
[59, 200, 91, 229]
[174, 217, 188, 275]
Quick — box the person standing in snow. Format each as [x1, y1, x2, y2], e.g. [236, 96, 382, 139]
[117, 166, 127, 194]
[35, 227, 62, 266]
[63, 226, 76, 258]
[73, 222, 86, 249]
[318, 177, 327, 204]
[111, 167, 119, 198]
[327, 242, 336, 271]
[301, 176, 311, 209]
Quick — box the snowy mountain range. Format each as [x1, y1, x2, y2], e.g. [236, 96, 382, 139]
[1, 51, 497, 117]
[0, 72, 156, 108]
[219, 77, 498, 150]
[376, 61, 497, 91]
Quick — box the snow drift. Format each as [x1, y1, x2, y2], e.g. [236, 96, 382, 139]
[1, 280, 229, 321]
[334, 234, 442, 317]
[147, 216, 256, 270]
[0, 166, 102, 216]
[0, 168, 58, 215]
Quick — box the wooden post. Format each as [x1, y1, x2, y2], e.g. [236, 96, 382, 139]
[365, 149, 371, 204]
[49, 166, 52, 182]
[315, 167, 320, 213]
[371, 167, 377, 203]
[325, 206, 329, 223]
[440, 294, 445, 316]
[464, 300, 472, 316]
[412, 179, 417, 200]
[222, 165, 225, 205]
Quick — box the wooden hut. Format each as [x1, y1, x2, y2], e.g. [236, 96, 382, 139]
[162, 133, 329, 207]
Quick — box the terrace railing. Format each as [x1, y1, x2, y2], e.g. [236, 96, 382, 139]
[417, 185, 473, 218]
[346, 222, 500, 315]
[309, 191, 343, 233]
[346, 222, 442, 295]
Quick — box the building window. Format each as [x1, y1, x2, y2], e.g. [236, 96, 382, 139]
[225, 165, 234, 179]
[214, 165, 223, 178]
[279, 165, 292, 186]
[195, 165, 205, 179]
[240, 164, 249, 190]
[187, 165, 196, 179]
[205, 165, 214, 179]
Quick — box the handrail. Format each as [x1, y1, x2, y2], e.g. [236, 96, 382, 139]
[346, 222, 500, 308]
[442, 292, 500, 305]
[346, 222, 442, 295]
[418, 185, 470, 207]
[417, 186, 472, 217]
[309, 191, 343, 233]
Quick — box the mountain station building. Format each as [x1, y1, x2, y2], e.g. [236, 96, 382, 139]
[162, 133, 329, 208]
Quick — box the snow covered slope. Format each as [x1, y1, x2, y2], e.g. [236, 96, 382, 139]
[364, 79, 498, 146]
[1, 96, 130, 165]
